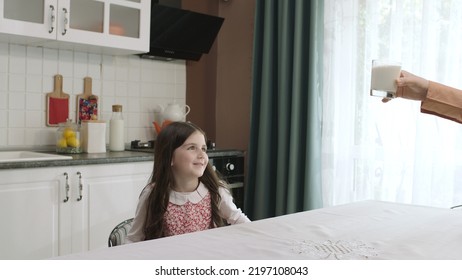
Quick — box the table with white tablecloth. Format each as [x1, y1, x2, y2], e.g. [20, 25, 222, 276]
[57, 200, 462, 260]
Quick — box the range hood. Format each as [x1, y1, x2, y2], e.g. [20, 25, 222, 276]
[139, 3, 224, 61]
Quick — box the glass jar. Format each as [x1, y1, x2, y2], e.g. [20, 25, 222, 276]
[56, 119, 82, 154]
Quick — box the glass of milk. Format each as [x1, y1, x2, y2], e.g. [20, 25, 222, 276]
[370, 60, 402, 98]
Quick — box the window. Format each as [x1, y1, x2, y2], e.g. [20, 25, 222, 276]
[322, 0, 462, 208]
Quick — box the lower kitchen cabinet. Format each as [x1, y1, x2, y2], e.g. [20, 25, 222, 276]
[0, 167, 61, 259]
[0, 161, 152, 259]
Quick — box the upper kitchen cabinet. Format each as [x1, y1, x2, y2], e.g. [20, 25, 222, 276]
[0, 0, 150, 55]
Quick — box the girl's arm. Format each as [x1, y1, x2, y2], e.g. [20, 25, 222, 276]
[125, 185, 152, 243]
[218, 186, 251, 224]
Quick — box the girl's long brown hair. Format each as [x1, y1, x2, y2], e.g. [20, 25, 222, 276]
[143, 121, 225, 240]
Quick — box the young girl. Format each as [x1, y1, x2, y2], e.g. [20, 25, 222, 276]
[126, 121, 250, 242]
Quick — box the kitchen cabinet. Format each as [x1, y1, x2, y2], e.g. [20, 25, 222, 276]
[0, 167, 61, 259]
[0, 0, 150, 55]
[0, 161, 152, 259]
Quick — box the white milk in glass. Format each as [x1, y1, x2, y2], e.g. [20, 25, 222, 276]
[370, 60, 401, 98]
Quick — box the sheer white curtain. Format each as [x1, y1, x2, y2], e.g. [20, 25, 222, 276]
[322, 0, 462, 208]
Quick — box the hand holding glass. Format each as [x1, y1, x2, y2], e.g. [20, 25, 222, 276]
[370, 60, 401, 98]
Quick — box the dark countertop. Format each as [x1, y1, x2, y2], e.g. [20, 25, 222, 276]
[0, 149, 244, 170]
[0, 151, 154, 170]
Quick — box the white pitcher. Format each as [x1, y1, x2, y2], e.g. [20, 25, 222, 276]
[159, 103, 191, 122]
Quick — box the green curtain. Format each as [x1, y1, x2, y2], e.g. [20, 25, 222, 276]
[245, 0, 324, 220]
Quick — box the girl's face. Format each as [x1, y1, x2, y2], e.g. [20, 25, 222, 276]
[171, 131, 208, 182]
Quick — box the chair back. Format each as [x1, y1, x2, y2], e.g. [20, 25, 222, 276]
[108, 218, 134, 247]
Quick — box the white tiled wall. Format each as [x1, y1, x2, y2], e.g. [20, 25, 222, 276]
[0, 43, 186, 149]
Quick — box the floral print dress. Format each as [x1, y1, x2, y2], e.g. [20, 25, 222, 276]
[125, 182, 250, 243]
[163, 188, 212, 236]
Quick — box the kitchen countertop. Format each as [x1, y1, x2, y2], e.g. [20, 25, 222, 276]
[0, 150, 154, 170]
[0, 149, 244, 170]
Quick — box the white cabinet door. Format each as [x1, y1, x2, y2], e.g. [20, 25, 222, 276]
[0, 0, 150, 55]
[0, 0, 56, 41]
[56, 167, 82, 256]
[0, 167, 63, 260]
[58, 161, 152, 255]
[0, 161, 152, 259]
[79, 162, 151, 251]
[54, 0, 151, 54]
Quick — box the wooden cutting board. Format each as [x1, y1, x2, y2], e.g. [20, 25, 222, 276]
[76, 77, 98, 124]
[46, 74, 70, 127]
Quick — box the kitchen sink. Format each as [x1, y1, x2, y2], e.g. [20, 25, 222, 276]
[0, 151, 73, 163]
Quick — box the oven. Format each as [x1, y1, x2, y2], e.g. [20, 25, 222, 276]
[208, 150, 245, 211]
[128, 141, 245, 211]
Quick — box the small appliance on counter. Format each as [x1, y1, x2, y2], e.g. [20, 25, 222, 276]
[127, 140, 155, 152]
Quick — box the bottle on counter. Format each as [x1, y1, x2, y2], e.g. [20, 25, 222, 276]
[109, 105, 125, 151]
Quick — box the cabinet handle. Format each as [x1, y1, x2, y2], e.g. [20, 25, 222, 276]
[76, 171, 83, 201]
[62, 8, 68, 35]
[63, 172, 70, 203]
[49, 5, 55, 33]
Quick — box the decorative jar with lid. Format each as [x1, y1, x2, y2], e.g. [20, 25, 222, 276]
[56, 119, 82, 154]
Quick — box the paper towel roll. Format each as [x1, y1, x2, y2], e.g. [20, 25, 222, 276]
[81, 121, 106, 153]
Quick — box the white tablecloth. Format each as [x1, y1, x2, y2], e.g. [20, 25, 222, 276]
[58, 200, 462, 259]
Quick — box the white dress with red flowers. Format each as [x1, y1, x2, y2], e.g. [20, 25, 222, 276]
[126, 182, 250, 243]
[164, 188, 212, 236]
